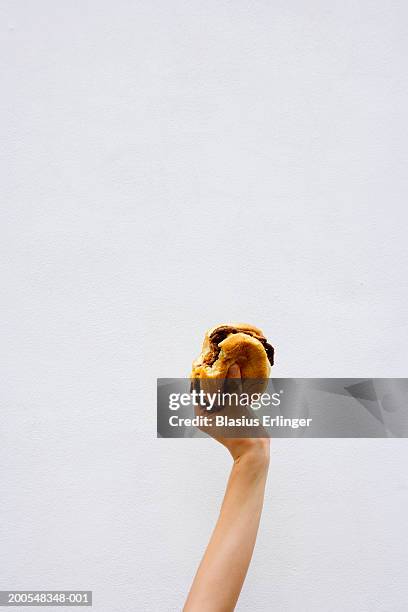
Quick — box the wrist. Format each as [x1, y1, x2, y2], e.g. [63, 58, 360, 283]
[233, 439, 270, 470]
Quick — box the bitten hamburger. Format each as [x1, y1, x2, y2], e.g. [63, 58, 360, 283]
[191, 323, 274, 381]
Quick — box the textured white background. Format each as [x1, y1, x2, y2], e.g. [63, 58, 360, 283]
[1, 1, 408, 611]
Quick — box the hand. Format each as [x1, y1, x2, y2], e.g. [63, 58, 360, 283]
[195, 363, 270, 465]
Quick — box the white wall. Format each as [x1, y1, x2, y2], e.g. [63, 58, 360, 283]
[1, 1, 408, 611]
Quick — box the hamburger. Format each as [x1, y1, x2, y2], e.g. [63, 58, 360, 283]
[191, 323, 274, 381]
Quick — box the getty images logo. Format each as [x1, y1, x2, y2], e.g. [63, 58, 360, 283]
[168, 387, 284, 411]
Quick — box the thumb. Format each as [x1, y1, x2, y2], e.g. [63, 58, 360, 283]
[227, 363, 241, 379]
[225, 363, 242, 397]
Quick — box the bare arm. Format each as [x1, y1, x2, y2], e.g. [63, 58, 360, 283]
[184, 366, 270, 612]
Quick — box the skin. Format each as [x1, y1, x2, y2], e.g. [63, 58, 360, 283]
[183, 364, 270, 612]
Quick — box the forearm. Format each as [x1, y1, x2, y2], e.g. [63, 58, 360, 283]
[184, 443, 270, 612]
